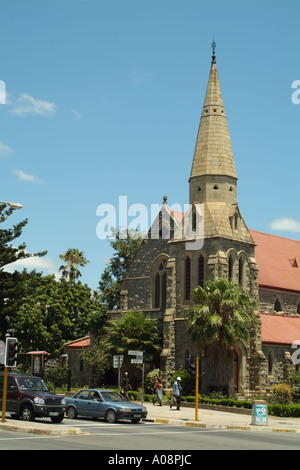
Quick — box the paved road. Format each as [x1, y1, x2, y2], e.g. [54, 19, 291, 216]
[0, 417, 299, 451]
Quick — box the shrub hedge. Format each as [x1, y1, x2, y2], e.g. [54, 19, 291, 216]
[128, 391, 300, 417]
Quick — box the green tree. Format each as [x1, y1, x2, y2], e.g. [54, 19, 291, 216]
[59, 248, 89, 283]
[0, 204, 46, 338]
[103, 311, 161, 387]
[80, 342, 109, 388]
[11, 274, 106, 356]
[185, 278, 258, 395]
[98, 229, 143, 310]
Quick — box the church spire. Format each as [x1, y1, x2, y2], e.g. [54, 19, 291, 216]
[189, 43, 237, 204]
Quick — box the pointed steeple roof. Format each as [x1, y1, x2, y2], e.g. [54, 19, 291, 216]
[190, 44, 237, 180]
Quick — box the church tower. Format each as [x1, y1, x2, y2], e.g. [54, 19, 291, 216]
[187, 43, 258, 292]
[189, 41, 237, 206]
[167, 42, 263, 396]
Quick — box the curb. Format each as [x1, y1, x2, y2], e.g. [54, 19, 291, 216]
[147, 418, 298, 434]
[0, 421, 82, 436]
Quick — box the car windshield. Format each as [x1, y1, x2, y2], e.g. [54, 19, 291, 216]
[16, 377, 48, 392]
[101, 391, 126, 402]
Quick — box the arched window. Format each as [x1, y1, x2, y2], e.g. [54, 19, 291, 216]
[228, 255, 233, 280]
[198, 255, 205, 288]
[153, 259, 167, 310]
[239, 257, 244, 287]
[192, 206, 197, 231]
[274, 298, 282, 312]
[185, 256, 191, 301]
[161, 271, 167, 309]
[268, 352, 274, 375]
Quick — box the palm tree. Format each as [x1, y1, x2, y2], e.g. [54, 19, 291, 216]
[185, 277, 258, 395]
[103, 311, 161, 388]
[59, 248, 89, 283]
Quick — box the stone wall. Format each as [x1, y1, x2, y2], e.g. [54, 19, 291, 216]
[260, 288, 300, 316]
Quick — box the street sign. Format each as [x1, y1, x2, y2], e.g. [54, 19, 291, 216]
[0, 340, 5, 365]
[128, 350, 145, 405]
[113, 355, 124, 368]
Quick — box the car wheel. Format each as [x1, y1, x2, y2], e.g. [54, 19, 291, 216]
[131, 418, 141, 424]
[67, 406, 78, 419]
[51, 413, 64, 423]
[21, 404, 35, 422]
[105, 409, 117, 423]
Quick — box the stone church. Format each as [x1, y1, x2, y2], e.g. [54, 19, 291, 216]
[115, 45, 300, 397]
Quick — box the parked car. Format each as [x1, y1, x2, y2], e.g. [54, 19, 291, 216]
[66, 389, 147, 423]
[0, 372, 66, 423]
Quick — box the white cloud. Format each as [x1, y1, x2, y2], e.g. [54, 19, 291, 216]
[9, 93, 56, 117]
[270, 217, 300, 232]
[3, 256, 60, 279]
[0, 141, 14, 157]
[13, 169, 41, 183]
[71, 108, 81, 119]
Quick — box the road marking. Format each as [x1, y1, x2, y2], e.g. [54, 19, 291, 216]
[0, 427, 231, 442]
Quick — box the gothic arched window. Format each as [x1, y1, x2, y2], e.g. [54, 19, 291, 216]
[274, 298, 282, 313]
[198, 255, 205, 288]
[228, 255, 233, 280]
[185, 256, 191, 301]
[268, 352, 274, 375]
[153, 259, 167, 310]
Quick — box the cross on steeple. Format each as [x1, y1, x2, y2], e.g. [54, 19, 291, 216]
[211, 39, 216, 64]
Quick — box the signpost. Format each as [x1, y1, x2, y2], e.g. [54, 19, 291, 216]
[113, 355, 124, 391]
[195, 354, 199, 421]
[128, 350, 145, 405]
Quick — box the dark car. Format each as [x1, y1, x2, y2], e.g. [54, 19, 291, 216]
[66, 389, 147, 423]
[0, 372, 66, 423]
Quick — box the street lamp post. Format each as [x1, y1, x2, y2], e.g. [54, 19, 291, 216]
[0, 201, 23, 210]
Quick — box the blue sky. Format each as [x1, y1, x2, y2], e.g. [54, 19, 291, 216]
[0, 0, 300, 290]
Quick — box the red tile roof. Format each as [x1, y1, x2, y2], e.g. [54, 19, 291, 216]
[64, 337, 90, 349]
[250, 230, 300, 293]
[261, 313, 300, 345]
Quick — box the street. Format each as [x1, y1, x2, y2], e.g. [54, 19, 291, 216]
[0, 417, 299, 452]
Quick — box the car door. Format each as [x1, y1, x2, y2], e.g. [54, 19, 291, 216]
[86, 390, 103, 418]
[0, 376, 19, 414]
[72, 390, 91, 417]
[6, 377, 19, 413]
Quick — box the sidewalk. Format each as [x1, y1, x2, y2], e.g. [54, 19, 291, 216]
[144, 402, 300, 434]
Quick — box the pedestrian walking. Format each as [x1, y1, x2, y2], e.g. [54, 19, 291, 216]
[153, 377, 163, 406]
[171, 377, 182, 410]
[122, 372, 132, 400]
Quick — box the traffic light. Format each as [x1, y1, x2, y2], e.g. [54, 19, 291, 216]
[188, 355, 196, 377]
[5, 337, 18, 367]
